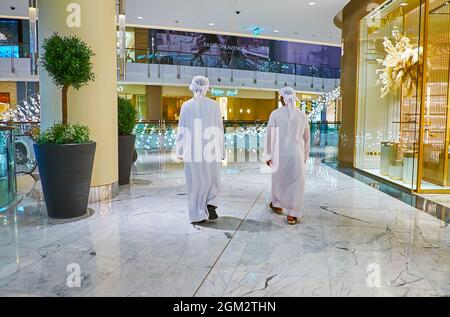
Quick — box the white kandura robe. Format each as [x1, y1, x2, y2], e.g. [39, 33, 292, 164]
[176, 97, 225, 223]
[265, 106, 310, 218]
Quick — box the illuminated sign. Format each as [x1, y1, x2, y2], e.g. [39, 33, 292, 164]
[211, 88, 238, 97]
[226, 89, 238, 97]
[0, 32, 7, 41]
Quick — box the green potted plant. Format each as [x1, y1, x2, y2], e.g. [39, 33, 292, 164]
[34, 33, 96, 219]
[118, 97, 137, 185]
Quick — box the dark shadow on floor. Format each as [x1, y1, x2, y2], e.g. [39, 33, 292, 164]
[195, 216, 284, 233]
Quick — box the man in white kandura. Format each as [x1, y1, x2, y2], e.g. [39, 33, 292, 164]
[176, 75, 225, 224]
[265, 87, 310, 225]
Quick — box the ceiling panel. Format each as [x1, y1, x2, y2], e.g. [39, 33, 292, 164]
[0, 0, 349, 45]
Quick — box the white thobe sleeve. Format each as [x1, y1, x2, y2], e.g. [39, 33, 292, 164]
[176, 106, 186, 159]
[303, 119, 311, 160]
[217, 106, 226, 161]
[265, 113, 276, 161]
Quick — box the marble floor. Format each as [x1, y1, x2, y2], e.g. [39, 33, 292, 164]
[0, 152, 449, 297]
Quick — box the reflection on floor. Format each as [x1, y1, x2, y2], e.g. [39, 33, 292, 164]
[419, 194, 450, 209]
[0, 151, 449, 297]
[361, 168, 450, 191]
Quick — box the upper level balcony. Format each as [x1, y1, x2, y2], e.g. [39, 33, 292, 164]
[0, 44, 340, 93]
[0, 44, 37, 81]
[121, 49, 340, 92]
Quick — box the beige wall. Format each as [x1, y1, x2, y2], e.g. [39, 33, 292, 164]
[338, 0, 385, 167]
[0, 82, 17, 107]
[161, 95, 276, 121]
[118, 85, 146, 95]
[227, 98, 275, 121]
[38, 0, 118, 187]
[146, 85, 163, 120]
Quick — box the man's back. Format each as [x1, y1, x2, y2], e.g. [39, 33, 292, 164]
[268, 106, 308, 156]
[178, 97, 224, 163]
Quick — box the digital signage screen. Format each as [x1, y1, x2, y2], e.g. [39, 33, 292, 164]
[151, 29, 341, 72]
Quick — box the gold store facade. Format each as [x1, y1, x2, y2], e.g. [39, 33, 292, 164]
[355, 0, 450, 193]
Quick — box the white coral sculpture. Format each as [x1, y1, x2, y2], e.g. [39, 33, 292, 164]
[377, 33, 423, 98]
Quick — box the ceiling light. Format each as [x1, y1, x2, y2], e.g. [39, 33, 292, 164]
[208, 22, 215, 26]
[137, 16, 143, 19]
[308, 2, 316, 6]
[274, 30, 279, 33]
[400, 2, 408, 6]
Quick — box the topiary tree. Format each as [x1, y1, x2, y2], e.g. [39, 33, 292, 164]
[118, 97, 137, 135]
[41, 33, 95, 124]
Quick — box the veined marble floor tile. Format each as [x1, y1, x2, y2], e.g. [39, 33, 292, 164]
[0, 227, 91, 281]
[223, 271, 332, 297]
[194, 268, 235, 297]
[0, 289, 43, 297]
[325, 247, 436, 291]
[133, 232, 230, 268]
[57, 230, 154, 261]
[413, 250, 450, 296]
[0, 251, 124, 297]
[0, 246, 45, 281]
[1, 153, 449, 297]
[85, 260, 209, 297]
[330, 279, 440, 297]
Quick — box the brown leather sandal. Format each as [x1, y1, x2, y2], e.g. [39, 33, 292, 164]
[287, 216, 299, 225]
[269, 202, 283, 215]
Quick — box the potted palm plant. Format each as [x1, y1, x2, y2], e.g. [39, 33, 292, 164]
[34, 33, 96, 219]
[118, 97, 137, 185]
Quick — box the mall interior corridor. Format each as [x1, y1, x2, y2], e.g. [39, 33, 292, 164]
[0, 152, 448, 297]
[2, 0, 450, 303]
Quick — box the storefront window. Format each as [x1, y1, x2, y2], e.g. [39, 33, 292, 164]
[356, 0, 424, 191]
[419, 0, 450, 191]
[357, 0, 450, 192]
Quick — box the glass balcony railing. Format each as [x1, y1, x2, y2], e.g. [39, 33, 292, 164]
[0, 125, 18, 212]
[0, 43, 31, 59]
[0, 44, 340, 79]
[2, 121, 339, 181]
[134, 120, 340, 163]
[121, 48, 341, 79]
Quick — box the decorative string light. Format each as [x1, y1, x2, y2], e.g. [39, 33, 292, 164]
[307, 86, 340, 122]
[134, 123, 268, 151]
[4, 94, 40, 122]
[4, 87, 342, 150]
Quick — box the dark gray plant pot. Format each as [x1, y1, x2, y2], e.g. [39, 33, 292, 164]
[33, 142, 96, 219]
[118, 134, 136, 186]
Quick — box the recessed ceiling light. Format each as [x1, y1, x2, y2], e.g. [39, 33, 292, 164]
[137, 16, 143, 20]
[208, 22, 215, 26]
[308, 2, 316, 6]
[274, 30, 279, 33]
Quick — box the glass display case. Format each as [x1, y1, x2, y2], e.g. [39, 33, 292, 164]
[0, 125, 18, 211]
[356, 0, 450, 193]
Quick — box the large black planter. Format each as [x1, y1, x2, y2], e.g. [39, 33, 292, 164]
[34, 142, 96, 219]
[118, 135, 136, 185]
